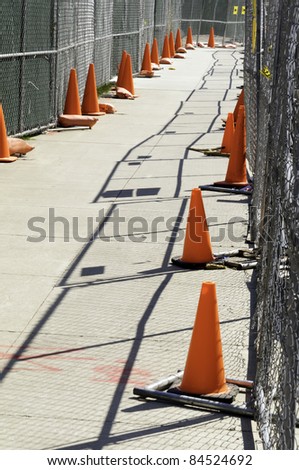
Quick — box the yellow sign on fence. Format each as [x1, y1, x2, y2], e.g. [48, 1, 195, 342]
[233, 6, 239, 15]
[242, 6, 246, 15]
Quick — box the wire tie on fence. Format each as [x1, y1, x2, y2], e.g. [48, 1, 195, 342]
[28, 81, 39, 90]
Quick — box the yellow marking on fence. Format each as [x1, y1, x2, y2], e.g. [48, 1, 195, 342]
[260, 66, 272, 79]
[252, 0, 257, 53]
[242, 6, 246, 15]
[233, 6, 239, 15]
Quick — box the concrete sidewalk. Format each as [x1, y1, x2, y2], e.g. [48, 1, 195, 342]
[0, 47, 259, 450]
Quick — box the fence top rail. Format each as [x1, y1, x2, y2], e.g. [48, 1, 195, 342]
[0, 35, 113, 60]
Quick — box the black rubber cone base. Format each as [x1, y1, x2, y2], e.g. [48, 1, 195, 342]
[205, 151, 230, 157]
[213, 180, 249, 189]
[168, 383, 239, 404]
[171, 256, 225, 270]
[171, 256, 207, 270]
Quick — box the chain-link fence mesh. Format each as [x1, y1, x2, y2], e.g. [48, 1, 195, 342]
[181, 0, 245, 45]
[245, 0, 299, 449]
[0, 1, 56, 135]
[0, 0, 245, 136]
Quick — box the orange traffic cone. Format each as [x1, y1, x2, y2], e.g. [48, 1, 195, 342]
[159, 35, 173, 64]
[233, 88, 244, 122]
[214, 105, 247, 187]
[208, 27, 215, 48]
[171, 188, 214, 269]
[81, 64, 105, 116]
[175, 28, 183, 51]
[169, 32, 175, 57]
[121, 53, 135, 96]
[221, 112, 235, 154]
[178, 282, 231, 398]
[140, 42, 153, 76]
[0, 104, 17, 163]
[186, 26, 193, 46]
[151, 38, 160, 66]
[186, 26, 195, 49]
[175, 28, 187, 53]
[161, 35, 171, 59]
[63, 68, 82, 115]
[116, 50, 128, 88]
[244, 108, 247, 152]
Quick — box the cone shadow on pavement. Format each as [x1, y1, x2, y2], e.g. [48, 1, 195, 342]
[0, 104, 17, 163]
[171, 188, 215, 269]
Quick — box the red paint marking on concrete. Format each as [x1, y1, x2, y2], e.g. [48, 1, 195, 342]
[91, 362, 151, 385]
[0, 347, 97, 363]
[0, 347, 95, 374]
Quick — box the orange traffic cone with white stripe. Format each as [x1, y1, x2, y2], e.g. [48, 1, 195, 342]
[177, 282, 235, 400]
[63, 68, 82, 115]
[0, 104, 17, 163]
[208, 27, 215, 48]
[214, 105, 248, 187]
[221, 112, 235, 155]
[140, 42, 153, 77]
[82, 64, 105, 116]
[171, 188, 214, 269]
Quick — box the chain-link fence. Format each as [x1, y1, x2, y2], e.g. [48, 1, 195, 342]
[0, 0, 245, 136]
[181, 0, 245, 44]
[0, 1, 56, 135]
[2, 0, 298, 451]
[245, 0, 299, 450]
